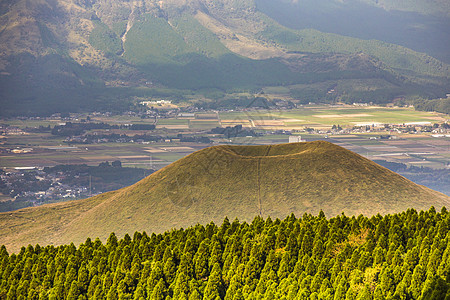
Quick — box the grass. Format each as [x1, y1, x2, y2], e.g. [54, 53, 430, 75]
[157, 119, 189, 125]
[149, 153, 186, 162]
[124, 14, 195, 65]
[88, 21, 123, 55]
[189, 121, 220, 129]
[0, 141, 448, 252]
[170, 14, 231, 58]
[219, 106, 444, 127]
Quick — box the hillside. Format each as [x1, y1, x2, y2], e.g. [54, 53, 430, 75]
[0, 208, 449, 298]
[257, 0, 450, 63]
[0, 141, 448, 252]
[0, 0, 449, 115]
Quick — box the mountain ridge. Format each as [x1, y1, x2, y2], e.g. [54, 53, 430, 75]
[1, 0, 449, 115]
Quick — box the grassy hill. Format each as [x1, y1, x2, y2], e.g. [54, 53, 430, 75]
[0, 0, 449, 115]
[0, 141, 448, 252]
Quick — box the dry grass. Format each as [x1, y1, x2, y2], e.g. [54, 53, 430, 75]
[0, 141, 448, 252]
[194, 11, 284, 60]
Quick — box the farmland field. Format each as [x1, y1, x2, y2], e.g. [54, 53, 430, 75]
[1, 105, 449, 171]
[219, 106, 445, 129]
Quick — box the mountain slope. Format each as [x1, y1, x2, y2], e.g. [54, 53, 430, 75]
[0, 141, 448, 252]
[0, 0, 449, 115]
[256, 0, 450, 63]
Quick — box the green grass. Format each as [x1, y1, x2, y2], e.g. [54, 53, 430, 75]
[170, 14, 231, 58]
[219, 106, 443, 127]
[124, 14, 194, 64]
[111, 21, 127, 38]
[189, 121, 220, 129]
[230, 135, 293, 144]
[88, 21, 123, 55]
[149, 153, 186, 162]
[5, 120, 56, 128]
[157, 119, 189, 125]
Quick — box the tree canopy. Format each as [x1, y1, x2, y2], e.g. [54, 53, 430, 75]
[0, 207, 449, 299]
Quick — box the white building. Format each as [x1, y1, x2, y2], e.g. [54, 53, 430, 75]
[289, 136, 303, 143]
[140, 100, 172, 106]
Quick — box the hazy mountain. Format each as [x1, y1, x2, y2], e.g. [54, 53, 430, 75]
[0, 0, 449, 115]
[0, 141, 448, 252]
[256, 0, 450, 63]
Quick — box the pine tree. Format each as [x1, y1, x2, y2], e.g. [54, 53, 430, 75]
[333, 278, 347, 300]
[243, 257, 260, 290]
[133, 282, 146, 300]
[178, 253, 194, 279]
[77, 263, 90, 294]
[356, 284, 372, 300]
[172, 271, 190, 300]
[163, 257, 176, 285]
[67, 281, 80, 300]
[150, 279, 165, 300]
[194, 240, 210, 280]
[107, 233, 119, 252]
[204, 263, 224, 300]
[147, 261, 164, 295]
[87, 275, 100, 298]
[0, 208, 447, 300]
[188, 289, 202, 300]
[410, 264, 425, 299]
[225, 275, 243, 300]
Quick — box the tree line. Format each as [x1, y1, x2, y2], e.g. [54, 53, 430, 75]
[414, 98, 450, 115]
[0, 207, 449, 299]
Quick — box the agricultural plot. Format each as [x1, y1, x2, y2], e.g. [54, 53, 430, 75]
[219, 106, 444, 130]
[331, 135, 449, 169]
[155, 119, 189, 129]
[1, 106, 448, 171]
[0, 142, 190, 170]
[227, 130, 449, 169]
[194, 113, 218, 119]
[189, 120, 221, 129]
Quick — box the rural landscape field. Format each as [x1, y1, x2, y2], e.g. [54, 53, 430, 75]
[1, 103, 450, 209]
[1, 0, 450, 297]
[2, 105, 449, 168]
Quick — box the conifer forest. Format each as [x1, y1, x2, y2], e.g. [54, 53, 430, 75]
[1, 207, 449, 299]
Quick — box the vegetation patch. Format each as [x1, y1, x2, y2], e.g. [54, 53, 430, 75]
[88, 21, 123, 55]
[0, 142, 448, 251]
[0, 207, 448, 298]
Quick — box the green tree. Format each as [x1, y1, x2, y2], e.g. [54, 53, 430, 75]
[172, 271, 190, 300]
[163, 257, 177, 285]
[356, 284, 372, 300]
[150, 279, 165, 300]
[67, 281, 80, 300]
[204, 263, 224, 300]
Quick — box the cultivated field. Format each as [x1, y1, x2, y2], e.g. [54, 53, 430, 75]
[219, 106, 446, 130]
[1, 105, 449, 170]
